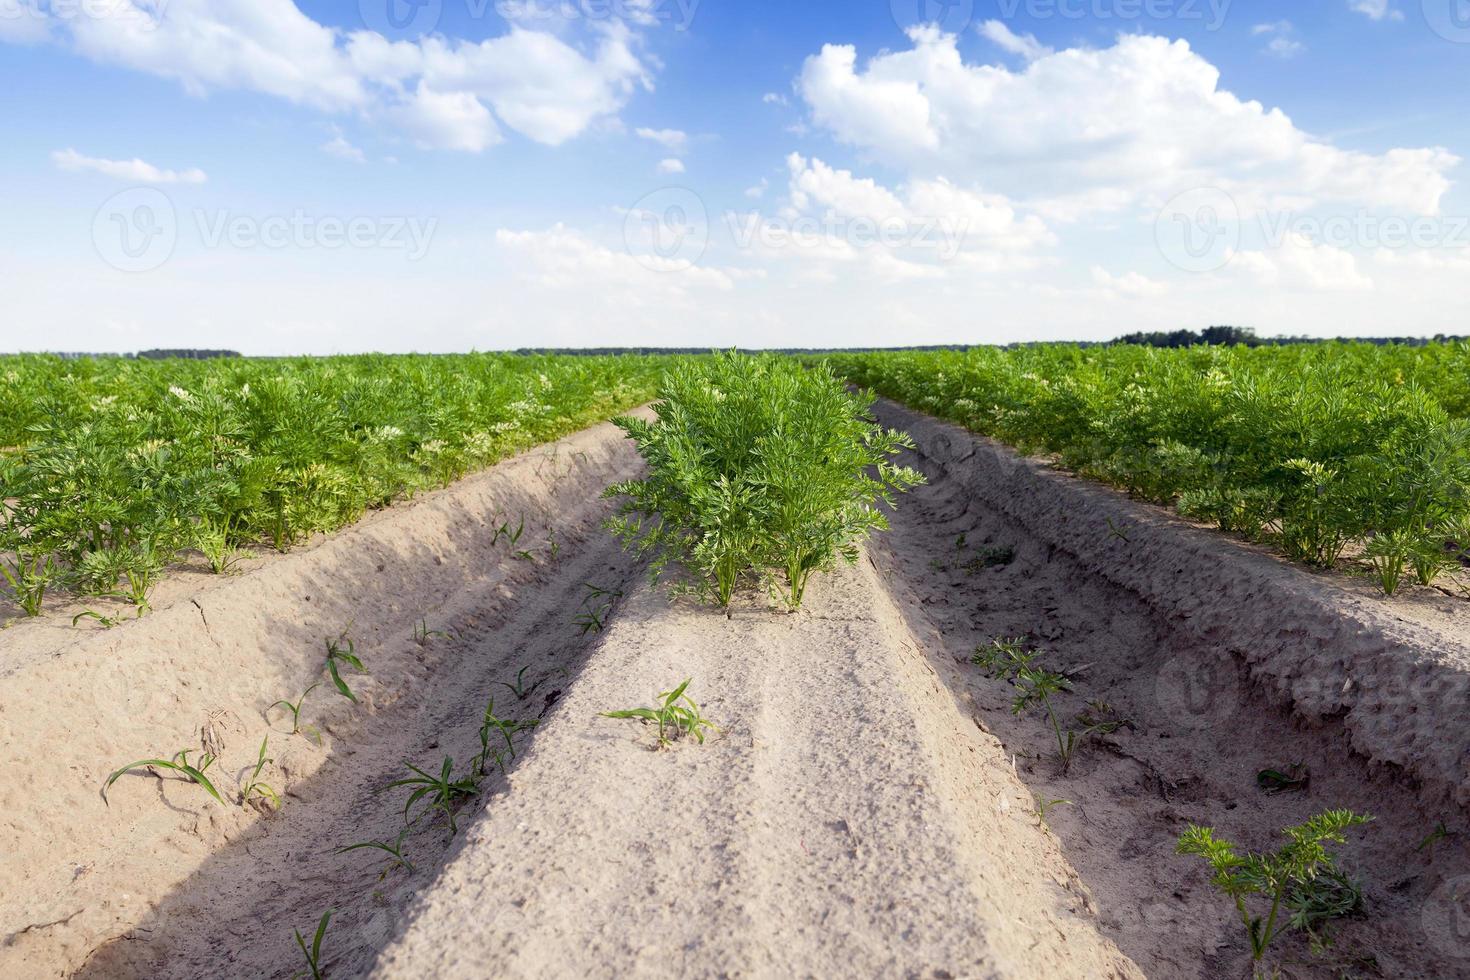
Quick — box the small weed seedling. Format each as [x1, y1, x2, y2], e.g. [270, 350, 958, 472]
[292, 909, 332, 980]
[961, 546, 1015, 573]
[268, 683, 322, 742]
[492, 515, 526, 548]
[1257, 764, 1310, 794]
[336, 829, 415, 878]
[603, 679, 719, 748]
[1106, 518, 1131, 543]
[1011, 667, 1081, 771]
[497, 666, 543, 702]
[1417, 822, 1450, 859]
[473, 698, 538, 778]
[1177, 809, 1372, 968]
[239, 736, 280, 809]
[324, 633, 367, 703]
[1034, 795, 1073, 829]
[103, 749, 225, 806]
[389, 757, 479, 834]
[72, 609, 124, 629]
[412, 619, 449, 646]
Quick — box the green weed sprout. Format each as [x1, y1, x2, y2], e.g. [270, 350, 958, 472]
[496, 666, 543, 702]
[336, 829, 415, 878]
[603, 679, 719, 748]
[413, 619, 449, 646]
[268, 683, 321, 742]
[1177, 810, 1372, 966]
[103, 749, 226, 806]
[240, 736, 280, 809]
[292, 909, 332, 980]
[473, 698, 537, 778]
[389, 757, 479, 834]
[324, 634, 367, 703]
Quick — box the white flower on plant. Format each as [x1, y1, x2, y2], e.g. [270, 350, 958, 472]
[168, 385, 193, 401]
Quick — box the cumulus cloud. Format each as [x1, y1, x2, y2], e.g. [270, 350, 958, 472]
[51, 148, 207, 183]
[1091, 267, 1166, 297]
[657, 157, 685, 174]
[15, 1, 652, 153]
[798, 28, 1457, 218]
[1231, 233, 1373, 291]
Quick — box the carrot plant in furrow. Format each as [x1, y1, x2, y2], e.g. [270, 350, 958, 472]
[0, 352, 673, 620]
[828, 342, 1470, 597]
[604, 351, 923, 613]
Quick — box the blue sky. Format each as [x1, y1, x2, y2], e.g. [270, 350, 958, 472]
[1, 0, 1468, 353]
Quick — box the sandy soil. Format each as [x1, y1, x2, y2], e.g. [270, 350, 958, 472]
[0, 415, 650, 979]
[374, 559, 1139, 979]
[5, 401, 1469, 979]
[871, 398, 1470, 979]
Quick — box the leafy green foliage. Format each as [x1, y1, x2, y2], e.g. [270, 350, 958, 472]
[0, 353, 669, 619]
[604, 352, 924, 612]
[603, 679, 719, 748]
[829, 343, 1470, 596]
[1177, 810, 1372, 964]
[472, 697, 538, 779]
[103, 748, 226, 806]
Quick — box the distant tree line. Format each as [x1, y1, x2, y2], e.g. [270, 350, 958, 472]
[1111, 326, 1467, 349]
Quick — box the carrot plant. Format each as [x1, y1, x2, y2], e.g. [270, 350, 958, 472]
[103, 749, 226, 806]
[829, 343, 1470, 597]
[604, 352, 923, 613]
[603, 679, 719, 748]
[1177, 809, 1372, 969]
[0, 352, 673, 624]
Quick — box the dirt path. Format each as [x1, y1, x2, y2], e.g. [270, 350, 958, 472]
[871, 401, 1470, 979]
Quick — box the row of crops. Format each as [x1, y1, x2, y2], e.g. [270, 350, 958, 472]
[826, 342, 1470, 596]
[0, 353, 672, 618]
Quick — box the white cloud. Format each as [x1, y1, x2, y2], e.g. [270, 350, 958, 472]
[762, 92, 789, 106]
[51, 148, 207, 183]
[1231, 233, 1373, 291]
[1349, 0, 1403, 21]
[1253, 21, 1303, 59]
[1091, 266, 1166, 297]
[745, 178, 769, 199]
[798, 28, 1457, 218]
[657, 157, 685, 174]
[17, 1, 652, 153]
[636, 127, 688, 153]
[320, 135, 366, 163]
[497, 224, 738, 292]
[978, 20, 1052, 61]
